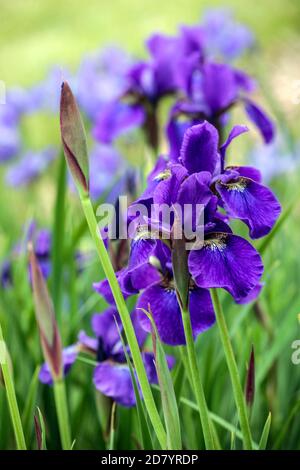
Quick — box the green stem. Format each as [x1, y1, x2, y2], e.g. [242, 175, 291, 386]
[179, 305, 214, 450]
[0, 322, 26, 450]
[211, 288, 253, 450]
[79, 193, 167, 449]
[53, 380, 72, 450]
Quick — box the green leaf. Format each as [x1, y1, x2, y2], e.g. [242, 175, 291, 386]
[171, 216, 190, 311]
[114, 318, 154, 450]
[51, 152, 67, 325]
[34, 407, 47, 450]
[258, 412, 272, 450]
[141, 308, 182, 450]
[22, 366, 40, 440]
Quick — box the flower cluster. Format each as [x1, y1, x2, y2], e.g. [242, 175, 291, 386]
[40, 307, 174, 406]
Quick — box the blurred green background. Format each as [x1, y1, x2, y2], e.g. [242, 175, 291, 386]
[1, 0, 300, 85]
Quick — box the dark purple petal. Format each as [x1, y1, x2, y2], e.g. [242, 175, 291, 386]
[177, 172, 213, 233]
[93, 361, 136, 407]
[220, 125, 249, 165]
[235, 283, 263, 304]
[244, 99, 275, 144]
[91, 308, 122, 352]
[216, 177, 281, 238]
[131, 309, 148, 348]
[180, 122, 219, 175]
[142, 351, 175, 384]
[167, 115, 192, 162]
[153, 163, 188, 206]
[202, 62, 238, 114]
[39, 346, 78, 386]
[226, 165, 262, 183]
[189, 233, 263, 301]
[137, 283, 215, 346]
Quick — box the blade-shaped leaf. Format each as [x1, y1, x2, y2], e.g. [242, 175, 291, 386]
[258, 412, 271, 450]
[140, 308, 182, 450]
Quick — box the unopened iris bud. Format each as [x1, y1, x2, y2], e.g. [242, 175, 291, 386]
[29, 243, 62, 382]
[60, 81, 89, 194]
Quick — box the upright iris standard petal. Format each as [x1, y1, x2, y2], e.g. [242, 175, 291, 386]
[202, 62, 238, 114]
[180, 122, 219, 175]
[93, 362, 136, 407]
[215, 177, 281, 238]
[188, 233, 264, 301]
[226, 165, 262, 183]
[220, 125, 249, 165]
[137, 283, 215, 346]
[244, 99, 275, 144]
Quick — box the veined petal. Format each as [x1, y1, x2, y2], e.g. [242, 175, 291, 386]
[180, 122, 219, 175]
[189, 232, 263, 301]
[93, 361, 136, 407]
[216, 176, 281, 238]
[137, 283, 215, 346]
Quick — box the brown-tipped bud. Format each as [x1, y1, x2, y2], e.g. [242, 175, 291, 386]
[171, 216, 190, 311]
[60, 81, 89, 194]
[245, 345, 255, 408]
[29, 244, 62, 382]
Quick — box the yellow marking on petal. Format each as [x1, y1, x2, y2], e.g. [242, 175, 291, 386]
[153, 169, 171, 182]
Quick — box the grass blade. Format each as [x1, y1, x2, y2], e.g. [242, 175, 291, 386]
[258, 412, 272, 450]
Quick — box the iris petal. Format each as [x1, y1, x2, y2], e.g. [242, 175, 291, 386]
[189, 232, 263, 301]
[216, 176, 281, 238]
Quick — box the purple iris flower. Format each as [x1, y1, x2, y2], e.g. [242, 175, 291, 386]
[5, 147, 56, 187]
[202, 8, 254, 61]
[76, 47, 132, 121]
[39, 307, 175, 407]
[0, 226, 52, 288]
[89, 144, 125, 200]
[0, 123, 20, 162]
[109, 122, 280, 328]
[167, 61, 274, 156]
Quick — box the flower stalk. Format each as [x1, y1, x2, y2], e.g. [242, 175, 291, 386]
[179, 303, 215, 450]
[211, 288, 253, 449]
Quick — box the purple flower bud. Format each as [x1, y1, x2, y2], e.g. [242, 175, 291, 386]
[29, 244, 62, 382]
[245, 345, 255, 407]
[60, 81, 89, 194]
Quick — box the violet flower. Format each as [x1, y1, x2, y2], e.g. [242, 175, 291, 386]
[40, 307, 175, 407]
[5, 147, 56, 187]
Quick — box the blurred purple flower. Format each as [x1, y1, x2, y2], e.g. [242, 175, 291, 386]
[89, 144, 125, 200]
[40, 307, 175, 407]
[5, 147, 56, 187]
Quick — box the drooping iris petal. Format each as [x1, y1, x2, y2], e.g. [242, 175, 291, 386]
[180, 122, 219, 175]
[78, 330, 98, 351]
[137, 283, 215, 346]
[226, 165, 262, 183]
[189, 232, 263, 301]
[93, 361, 136, 407]
[235, 283, 263, 305]
[39, 346, 78, 385]
[244, 99, 275, 144]
[93, 269, 129, 304]
[215, 177, 281, 238]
